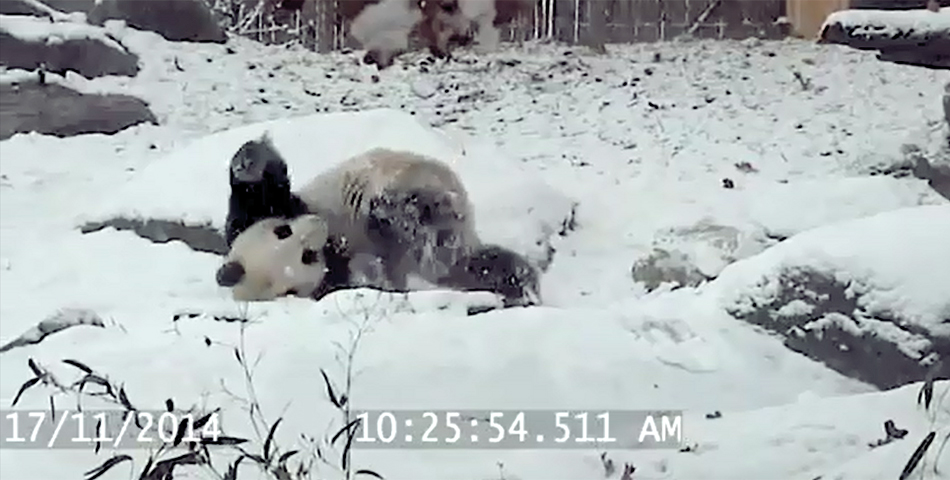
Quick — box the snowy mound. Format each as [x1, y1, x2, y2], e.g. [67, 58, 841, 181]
[79, 108, 576, 264]
[708, 204, 950, 389]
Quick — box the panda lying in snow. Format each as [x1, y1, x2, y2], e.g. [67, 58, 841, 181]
[215, 133, 541, 307]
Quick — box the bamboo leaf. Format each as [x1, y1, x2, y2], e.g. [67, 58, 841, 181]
[11, 377, 40, 407]
[63, 359, 93, 374]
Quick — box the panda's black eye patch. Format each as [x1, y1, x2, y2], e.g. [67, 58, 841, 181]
[274, 224, 293, 239]
[301, 248, 319, 265]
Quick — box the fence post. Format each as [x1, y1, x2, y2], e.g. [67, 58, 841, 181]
[585, 0, 607, 51]
[316, 0, 336, 52]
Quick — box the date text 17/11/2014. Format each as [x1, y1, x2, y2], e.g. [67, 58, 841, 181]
[351, 410, 683, 450]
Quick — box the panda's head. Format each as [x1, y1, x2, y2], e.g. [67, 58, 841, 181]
[216, 214, 335, 301]
[447, 244, 541, 308]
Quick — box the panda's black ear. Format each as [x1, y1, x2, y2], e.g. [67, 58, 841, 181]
[216, 261, 246, 287]
[273, 224, 293, 240]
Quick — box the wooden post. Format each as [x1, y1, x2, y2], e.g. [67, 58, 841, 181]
[786, 0, 851, 39]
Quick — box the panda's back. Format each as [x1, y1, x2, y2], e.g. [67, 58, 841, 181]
[296, 147, 478, 259]
[299, 147, 456, 210]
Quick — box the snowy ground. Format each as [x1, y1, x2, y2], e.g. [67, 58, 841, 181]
[1, 22, 949, 480]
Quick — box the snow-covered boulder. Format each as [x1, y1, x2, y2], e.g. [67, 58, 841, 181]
[631, 247, 710, 291]
[79, 109, 577, 270]
[0, 0, 227, 43]
[631, 220, 773, 292]
[707, 205, 950, 389]
[0, 14, 140, 79]
[819, 7, 950, 69]
[0, 74, 157, 140]
[86, 0, 226, 43]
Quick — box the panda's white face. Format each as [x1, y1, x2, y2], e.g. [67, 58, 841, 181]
[216, 215, 331, 301]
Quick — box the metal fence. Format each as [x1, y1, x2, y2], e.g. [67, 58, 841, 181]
[208, 0, 790, 53]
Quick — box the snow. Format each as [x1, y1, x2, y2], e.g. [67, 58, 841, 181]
[823, 7, 950, 37]
[1, 21, 949, 480]
[0, 13, 127, 54]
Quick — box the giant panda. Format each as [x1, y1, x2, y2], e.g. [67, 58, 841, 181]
[219, 134, 541, 306]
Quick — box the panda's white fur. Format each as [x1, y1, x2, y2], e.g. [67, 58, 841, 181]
[295, 148, 480, 291]
[216, 214, 332, 301]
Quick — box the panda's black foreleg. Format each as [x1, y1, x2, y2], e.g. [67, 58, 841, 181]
[224, 136, 310, 247]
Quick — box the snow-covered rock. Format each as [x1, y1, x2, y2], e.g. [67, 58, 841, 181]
[709, 204, 950, 389]
[79, 108, 577, 269]
[0, 14, 140, 78]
